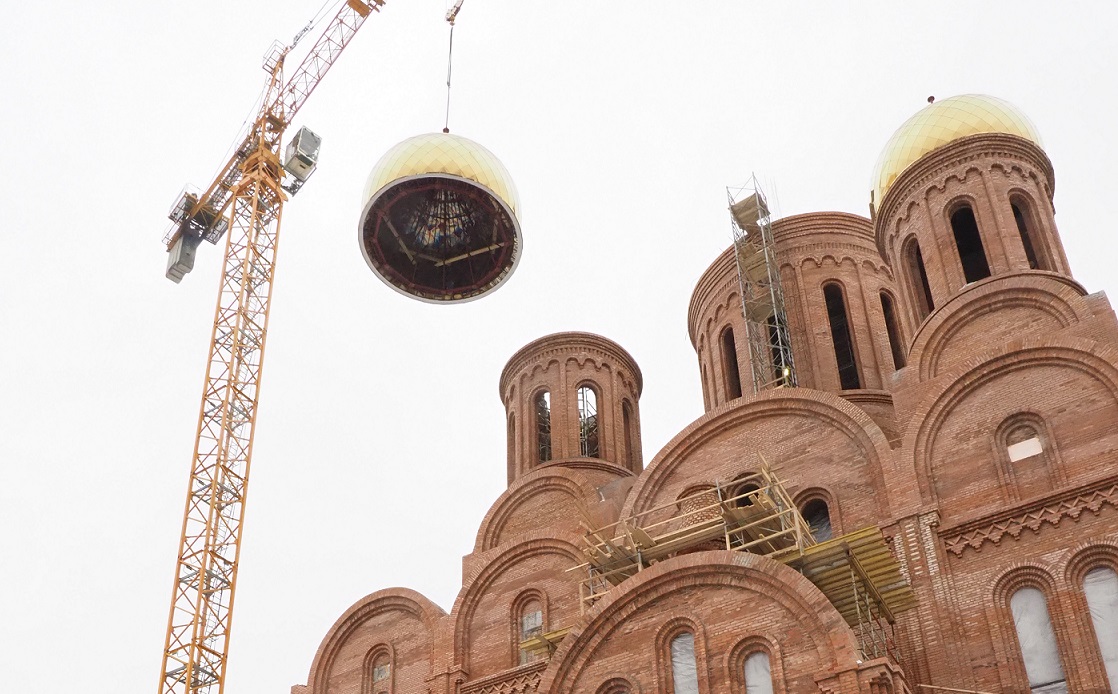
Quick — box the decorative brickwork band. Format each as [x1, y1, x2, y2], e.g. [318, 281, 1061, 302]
[460, 662, 545, 694]
[941, 476, 1118, 555]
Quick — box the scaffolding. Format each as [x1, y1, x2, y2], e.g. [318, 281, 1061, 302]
[571, 459, 917, 662]
[728, 177, 796, 392]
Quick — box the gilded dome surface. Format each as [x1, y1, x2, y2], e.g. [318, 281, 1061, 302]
[871, 94, 1042, 208]
[362, 132, 520, 218]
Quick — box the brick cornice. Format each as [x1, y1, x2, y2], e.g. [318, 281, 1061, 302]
[874, 132, 1055, 257]
[940, 473, 1118, 556]
[500, 332, 643, 398]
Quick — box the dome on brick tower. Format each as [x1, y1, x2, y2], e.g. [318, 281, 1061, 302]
[871, 95, 1043, 210]
[358, 132, 522, 303]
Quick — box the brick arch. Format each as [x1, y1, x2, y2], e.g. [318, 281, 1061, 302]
[990, 563, 1069, 692]
[906, 272, 1089, 380]
[900, 337, 1118, 517]
[450, 533, 584, 672]
[1065, 541, 1118, 585]
[537, 551, 861, 694]
[474, 466, 611, 551]
[620, 389, 895, 522]
[305, 587, 445, 694]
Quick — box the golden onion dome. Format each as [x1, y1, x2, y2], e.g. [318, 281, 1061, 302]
[871, 94, 1043, 209]
[362, 132, 520, 218]
[359, 132, 523, 303]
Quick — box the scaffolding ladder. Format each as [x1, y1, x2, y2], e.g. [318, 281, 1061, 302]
[728, 177, 796, 392]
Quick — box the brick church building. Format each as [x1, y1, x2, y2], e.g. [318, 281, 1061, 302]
[291, 95, 1118, 693]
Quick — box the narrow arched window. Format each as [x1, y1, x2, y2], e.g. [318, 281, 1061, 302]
[535, 391, 552, 463]
[802, 499, 833, 542]
[622, 400, 635, 469]
[517, 597, 544, 665]
[722, 326, 743, 400]
[670, 632, 700, 694]
[733, 481, 760, 508]
[951, 205, 991, 284]
[507, 413, 516, 465]
[744, 651, 775, 694]
[1083, 567, 1118, 690]
[369, 653, 391, 694]
[578, 385, 600, 458]
[880, 291, 906, 370]
[1009, 587, 1067, 692]
[1013, 201, 1047, 271]
[903, 238, 934, 321]
[823, 284, 861, 390]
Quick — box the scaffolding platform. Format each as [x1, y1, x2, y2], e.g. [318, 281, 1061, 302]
[572, 459, 917, 661]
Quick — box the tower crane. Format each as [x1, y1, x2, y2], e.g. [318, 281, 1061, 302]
[158, 2, 386, 693]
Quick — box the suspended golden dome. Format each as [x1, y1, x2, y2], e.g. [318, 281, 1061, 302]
[871, 95, 1043, 209]
[359, 132, 522, 303]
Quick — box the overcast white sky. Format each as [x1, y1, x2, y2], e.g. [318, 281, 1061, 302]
[2, 2, 1117, 692]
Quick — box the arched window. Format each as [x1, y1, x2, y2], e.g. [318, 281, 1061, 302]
[670, 632, 700, 694]
[535, 391, 552, 463]
[1009, 587, 1067, 692]
[507, 413, 516, 465]
[823, 284, 861, 390]
[1083, 567, 1118, 690]
[744, 651, 774, 694]
[950, 205, 991, 284]
[622, 400, 635, 469]
[365, 649, 392, 694]
[517, 597, 545, 665]
[880, 291, 906, 370]
[903, 237, 934, 321]
[721, 326, 743, 400]
[1013, 200, 1048, 271]
[578, 384, 600, 458]
[802, 499, 833, 542]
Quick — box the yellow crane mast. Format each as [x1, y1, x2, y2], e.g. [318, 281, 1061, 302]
[158, 3, 385, 693]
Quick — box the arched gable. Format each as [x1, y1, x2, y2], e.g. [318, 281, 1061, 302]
[906, 272, 1091, 380]
[621, 389, 897, 527]
[473, 465, 626, 552]
[901, 336, 1118, 523]
[450, 533, 584, 677]
[305, 587, 446, 694]
[537, 551, 860, 694]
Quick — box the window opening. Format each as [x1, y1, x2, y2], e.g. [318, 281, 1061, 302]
[370, 654, 391, 694]
[904, 239, 934, 320]
[734, 482, 760, 508]
[578, 385, 600, 458]
[722, 326, 743, 400]
[622, 400, 634, 469]
[1010, 587, 1067, 692]
[744, 651, 774, 694]
[507, 413, 516, 465]
[1084, 567, 1118, 692]
[670, 632, 700, 694]
[951, 206, 991, 284]
[802, 499, 833, 542]
[823, 284, 861, 390]
[518, 599, 544, 665]
[1013, 202, 1045, 270]
[1008, 436, 1044, 463]
[880, 292, 906, 369]
[535, 391, 552, 463]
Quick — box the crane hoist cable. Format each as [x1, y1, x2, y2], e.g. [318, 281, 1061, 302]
[443, 0, 465, 133]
